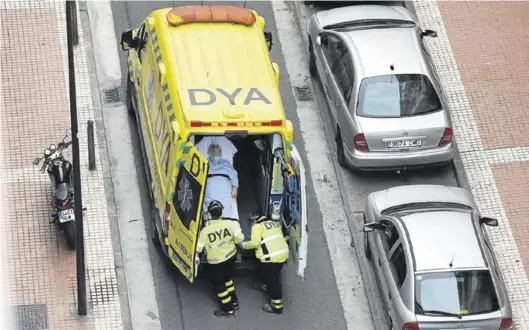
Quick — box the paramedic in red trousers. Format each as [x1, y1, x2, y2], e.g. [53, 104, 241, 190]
[243, 207, 289, 314]
[196, 200, 244, 317]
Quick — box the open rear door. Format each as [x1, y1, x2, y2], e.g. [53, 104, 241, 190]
[286, 144, 308, 278]
[166, 140, 208, 283]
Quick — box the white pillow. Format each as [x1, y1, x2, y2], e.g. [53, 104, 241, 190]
[196, 136, 238, 165]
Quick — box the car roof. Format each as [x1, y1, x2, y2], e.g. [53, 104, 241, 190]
[400, 210, 487, 271]
[344, 27, 425, 78]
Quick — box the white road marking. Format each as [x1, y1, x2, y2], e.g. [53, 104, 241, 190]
[272, 2, 375, 329]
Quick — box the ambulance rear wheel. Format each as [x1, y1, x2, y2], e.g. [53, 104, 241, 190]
[151, 209, 161, 247]
[126, 74, 135, 115]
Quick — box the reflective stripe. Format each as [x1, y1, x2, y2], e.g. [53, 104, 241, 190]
[221, 296, 232, 304]
[227, 286, 235, 293]
[233, 228, 242, 237]
[271, 299, 282, 304]
[218, 290, 230, 298]
[210, 240, 230, 249]
[261, 248, 289, 260]
[260, 234, 283, 245]
[208, 247, 236, 264]
[226, 280, 234, 286]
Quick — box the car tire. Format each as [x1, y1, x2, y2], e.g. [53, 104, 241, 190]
[64, 221, 76, 250]
[309, 40, 317, 77]
[335, 133, 347, 168]
[126, 73, 135, 115]
[364, 234, 372, 259]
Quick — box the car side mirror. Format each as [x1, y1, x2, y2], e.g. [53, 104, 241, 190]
[363, 223, 381, 232]
[264, 31, 273, 51]
[421, 29, 438, 38]
[32, 157, 41, 165]
[480, 216, 499, 227]
[120, 29, 136, 51]
[272, 62, 280, 84]
[285, 120, 294, 144]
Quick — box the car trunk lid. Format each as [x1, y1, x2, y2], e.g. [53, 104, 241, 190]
[357, 110, 447, 152]
[415, 312, 503, 330]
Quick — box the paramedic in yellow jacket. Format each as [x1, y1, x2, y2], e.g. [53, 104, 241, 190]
[242, 205, 289, 314]
[196, 200, 244, 317]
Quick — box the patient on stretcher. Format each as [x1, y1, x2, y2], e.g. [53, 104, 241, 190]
[202, 142, 240, 220]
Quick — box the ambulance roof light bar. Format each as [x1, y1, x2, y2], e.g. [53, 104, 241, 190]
[166, 5, 256, 28]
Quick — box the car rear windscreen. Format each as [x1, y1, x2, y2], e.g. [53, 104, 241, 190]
[357, 74, 442, 118]
[415, 270, 500, 316]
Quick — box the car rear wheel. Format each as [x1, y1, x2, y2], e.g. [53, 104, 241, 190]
[309, 40, 317, 77]
[364, 234, 372, 259]
[335, 133, 347, 168]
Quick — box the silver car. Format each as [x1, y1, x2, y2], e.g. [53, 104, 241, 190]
[307, 5, 456, 171]
[362, 185, 513, 330]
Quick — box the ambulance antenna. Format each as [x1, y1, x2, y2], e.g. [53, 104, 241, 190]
[201, 0, 204, 5]
[243, 1, 247, 8]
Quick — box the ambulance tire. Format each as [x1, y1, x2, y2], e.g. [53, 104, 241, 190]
[151, 209, 161, 247]
[126, 74, 135, 115]
[309, 40, 317, 77]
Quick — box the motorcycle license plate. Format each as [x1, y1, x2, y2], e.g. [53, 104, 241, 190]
[58, 209, 75, 223]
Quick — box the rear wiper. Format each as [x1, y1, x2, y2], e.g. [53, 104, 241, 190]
[420, 310, 463, 319]
[324, 19, 415, 30]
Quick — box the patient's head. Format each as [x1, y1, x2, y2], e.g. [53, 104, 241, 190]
[207, 143, 222, 164]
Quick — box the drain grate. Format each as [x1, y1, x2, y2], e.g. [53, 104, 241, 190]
[103, 88, 122, 104]
[294, 86, 312, 101]
[12, 304, 48, 330]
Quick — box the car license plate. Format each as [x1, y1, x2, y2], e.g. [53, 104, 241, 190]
[387, 139, 422, 148]
[58, 209, 75, 223]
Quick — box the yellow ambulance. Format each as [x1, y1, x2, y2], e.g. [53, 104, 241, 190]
[120, 5, 308, 283]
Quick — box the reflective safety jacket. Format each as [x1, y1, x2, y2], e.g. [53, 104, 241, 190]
[242, 219, 289, 263]
[196, 219, 244, 264]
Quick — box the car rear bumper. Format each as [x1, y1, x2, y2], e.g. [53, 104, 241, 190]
[345, 143, 456, 171]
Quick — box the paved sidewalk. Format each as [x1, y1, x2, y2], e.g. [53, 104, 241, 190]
[1, 1, 122, 329]
[414, 1, 529, 328]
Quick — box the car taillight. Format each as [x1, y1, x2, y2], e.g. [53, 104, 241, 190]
[499, 318, 513, 330]
[438, 128, 453, 146]
[402, 323, 419, 330]
[354, 133, 369, 151]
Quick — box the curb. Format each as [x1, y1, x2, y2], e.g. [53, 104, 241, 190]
[451, 147, 472, 193]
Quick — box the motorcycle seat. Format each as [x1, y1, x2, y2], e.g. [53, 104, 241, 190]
[55, 183, 70, 201]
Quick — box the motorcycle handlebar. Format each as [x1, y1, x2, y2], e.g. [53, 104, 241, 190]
[58, 141, 72, 148]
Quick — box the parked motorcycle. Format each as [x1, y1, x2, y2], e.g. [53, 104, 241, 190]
[33, 131, 79, 249]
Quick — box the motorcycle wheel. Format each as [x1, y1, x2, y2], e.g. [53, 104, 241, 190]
[64, 221, 76, 250]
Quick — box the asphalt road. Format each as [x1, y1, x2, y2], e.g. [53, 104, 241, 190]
[111, 1, 458, 330]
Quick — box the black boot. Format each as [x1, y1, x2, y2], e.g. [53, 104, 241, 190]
[231, 294, 240, 310]
[262, 303, 282, 314]
[214, 309, 235, 317]
[252, 281, 268, 292]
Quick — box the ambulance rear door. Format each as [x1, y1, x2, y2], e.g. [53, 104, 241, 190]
[285, 144, 308, 278]
[166, 139, 208, 283]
